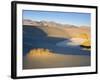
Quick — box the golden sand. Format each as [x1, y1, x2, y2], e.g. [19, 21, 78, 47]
[23, 48, 90, 69]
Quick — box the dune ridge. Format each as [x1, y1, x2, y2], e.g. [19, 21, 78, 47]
[23, 19, 91, 47]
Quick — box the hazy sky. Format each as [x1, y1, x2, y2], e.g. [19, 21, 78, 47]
[23, 10, 91, 26]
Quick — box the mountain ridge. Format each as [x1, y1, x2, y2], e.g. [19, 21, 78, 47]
[23, 19, 90, 39]
[23, 19, 88, 28]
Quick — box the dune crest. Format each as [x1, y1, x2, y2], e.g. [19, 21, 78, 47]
[27, 48, 54, 58]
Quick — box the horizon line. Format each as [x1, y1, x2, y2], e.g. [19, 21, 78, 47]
[23, 19, 90, 27]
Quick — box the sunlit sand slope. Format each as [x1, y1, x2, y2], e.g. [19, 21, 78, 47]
[23, 48, 90, 69]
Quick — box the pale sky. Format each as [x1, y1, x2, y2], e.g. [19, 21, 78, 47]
[23, 10, 91, 26]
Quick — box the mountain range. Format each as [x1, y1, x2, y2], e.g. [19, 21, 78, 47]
[23, 19, 90, 39]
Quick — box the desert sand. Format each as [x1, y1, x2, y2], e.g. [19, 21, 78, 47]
[23, 20, 91, 69]
[23, 49, 90, 69]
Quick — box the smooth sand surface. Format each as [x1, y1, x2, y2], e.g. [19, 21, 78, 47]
[23, 52, 90, 69]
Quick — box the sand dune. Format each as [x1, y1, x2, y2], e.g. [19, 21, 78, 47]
[37, 25, 70, 38]
[23, 48, 90, 69]
[64, 27, 90, 38]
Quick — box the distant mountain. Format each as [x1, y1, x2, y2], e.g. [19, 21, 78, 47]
[23, 19, 72, 38]
[23, 19, 91, 47]
[23, 19, 90, 39]
[23, 19, 77, 28]
[23, 19, 42, 26]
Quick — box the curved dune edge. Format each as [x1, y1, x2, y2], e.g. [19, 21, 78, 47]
[70, 33, 91, 47]
[23, 48, 90, 69]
